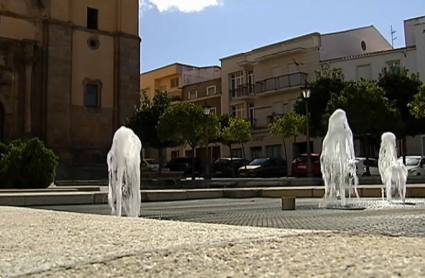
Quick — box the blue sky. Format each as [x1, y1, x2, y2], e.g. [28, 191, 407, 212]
[139, 0, 425, 73]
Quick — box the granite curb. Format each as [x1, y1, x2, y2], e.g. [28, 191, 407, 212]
[1, 185, 425, 206]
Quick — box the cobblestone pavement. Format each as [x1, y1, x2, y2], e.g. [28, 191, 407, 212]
[34, 198, 425, 237]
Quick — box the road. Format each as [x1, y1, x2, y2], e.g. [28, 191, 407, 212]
[33, 197, 425, 237]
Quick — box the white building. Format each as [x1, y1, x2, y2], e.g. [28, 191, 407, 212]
[324, 16, 425, 156]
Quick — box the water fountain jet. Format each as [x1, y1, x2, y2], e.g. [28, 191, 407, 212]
[107, 126, 142, 217]
[378, 132, 407, 203]
[320, 109, 359, 208]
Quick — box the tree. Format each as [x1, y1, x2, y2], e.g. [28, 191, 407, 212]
[126, 90, 181, 174]
[222, 118, 251, 167]
[268, 111, 306, 176]
[216, 114, 238, 153]
[377, 66, 423, 160]
[293, 64, 347, 137]
[408, 84, 425, 119]
[324, 79, 401, 174]
[158, 102, 219, 179]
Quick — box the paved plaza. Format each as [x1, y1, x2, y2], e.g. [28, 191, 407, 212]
[35, 197, 425, 237]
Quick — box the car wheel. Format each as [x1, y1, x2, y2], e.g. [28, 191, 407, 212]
[417, 172, 421, 176]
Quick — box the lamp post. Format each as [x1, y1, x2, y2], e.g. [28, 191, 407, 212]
[301, 80, 312, 177]
[202, 103, 211, 180]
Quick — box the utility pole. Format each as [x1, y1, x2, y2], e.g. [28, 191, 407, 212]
[391, 25, 397, 47]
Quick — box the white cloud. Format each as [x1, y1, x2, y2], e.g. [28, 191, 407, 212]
[140, 0, 223, 13]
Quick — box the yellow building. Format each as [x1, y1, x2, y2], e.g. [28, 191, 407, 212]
[0, 0, 140, 178]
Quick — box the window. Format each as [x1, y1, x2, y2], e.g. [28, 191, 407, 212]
[231, 104, 244, 118]
[386, 60, 400, 71]
[206, 86, 216, 96]
[171, 151, 179, 160]
[85, 84, 99, 107]
[87, 7, 99, 30]
[356, 65, 371, 80]
[231, 148, 243, 158]
[209, 107, 217, 114]
[266, 145, 282, 158]
[188, 90, 198, 100]
[251, 147, 263, 160]
[229, 71, 243, 97]
[170, 78, 179, 88]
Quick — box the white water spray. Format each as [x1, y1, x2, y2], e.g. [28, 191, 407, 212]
[378, 132, 407, 202]
[107, 126, 142, 217]
[320, 109, 359, 207]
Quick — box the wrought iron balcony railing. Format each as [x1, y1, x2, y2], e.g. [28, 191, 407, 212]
[255, 72, 307, 94]
[229, 84, 255, 99]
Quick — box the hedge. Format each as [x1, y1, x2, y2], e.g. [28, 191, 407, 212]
[0, 138, 59, 189]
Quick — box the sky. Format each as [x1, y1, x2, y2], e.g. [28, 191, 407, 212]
[139, 0, 425, 73]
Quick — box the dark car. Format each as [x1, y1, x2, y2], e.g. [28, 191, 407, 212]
[291, 153, 321, 177]
[238, 157, 287, 177]
[213, 157, 250, 177]
[164, 157, 203, 176]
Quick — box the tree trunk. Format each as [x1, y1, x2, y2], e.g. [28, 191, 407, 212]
[191, 146, 196, 180]
[158, 148, 163, 177]
[282, 137, 289, 177]
[242, 143, 247, 170]
[228, 144, 235, 178]
[364, 134, 370, 176]
[402, 136, 407, 164]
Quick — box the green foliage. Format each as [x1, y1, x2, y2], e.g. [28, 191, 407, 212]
[293, 64, 347, 137]
[408, 84, 425, 119]
[216, 114, 238, 146]
[158, 102, 219, 149]
[0, 138, 59, 189]
[126, 90, 182, 150]
[324, 79, 401, 137]
[268, 111, 306, 166]
[222, 118, 251, 145]
[268, 111, 306, 139]
[377, 66, 423, 136]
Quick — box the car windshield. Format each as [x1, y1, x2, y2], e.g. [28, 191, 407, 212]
[145, 159, 158, 164]
[249, 158, 267, 166]
[405, 157, 420, 166]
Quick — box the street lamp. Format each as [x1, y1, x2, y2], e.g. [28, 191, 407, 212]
[202, 102, 211, 180]
[301, 80, 313, 177]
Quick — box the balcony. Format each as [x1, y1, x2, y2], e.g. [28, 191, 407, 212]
[230, 84, 255, 100]
[255, 72, 307, 95]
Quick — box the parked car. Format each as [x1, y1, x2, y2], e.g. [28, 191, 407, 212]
[291, 153, 321, 177]
[238, 157, 287, 177]
[399, 156, 425, 176]
[164, 157, 203, 176]
[355, 157, 380, 176]
[213, 157, 250, 177]
[142, 158, 160, 172]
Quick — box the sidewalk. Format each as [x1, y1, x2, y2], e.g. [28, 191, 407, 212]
[1, 184, 425, 206]
[1, 206, 424, 277]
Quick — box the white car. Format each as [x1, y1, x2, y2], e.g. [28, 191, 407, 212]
[399, 156, 425, 176]
[143, 158, 160, 172]
[354, 157, 380, 176]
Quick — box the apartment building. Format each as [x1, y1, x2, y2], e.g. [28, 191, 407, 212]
[220, 25, 393, 171]
[325, 15, 425, 156]
[167, 78, 222, 167]
[140, 63, 221, 160]
[0, 0, 140, 178]
[140, 63, 221, 101]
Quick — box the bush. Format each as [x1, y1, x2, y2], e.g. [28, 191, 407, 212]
[0, 138, 59, 189]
